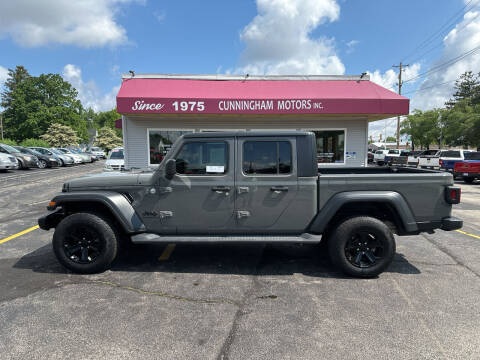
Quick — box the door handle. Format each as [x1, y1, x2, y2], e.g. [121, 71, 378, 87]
[270, 186, 288, 193]
[211, 186, 231, 194]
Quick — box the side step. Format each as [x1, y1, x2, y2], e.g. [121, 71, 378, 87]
[130, 233, 322, 244]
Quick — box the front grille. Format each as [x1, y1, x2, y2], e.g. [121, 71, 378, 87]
[111, 165, 125, 170]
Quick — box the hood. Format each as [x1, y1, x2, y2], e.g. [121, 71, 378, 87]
[66, 171, 151, 190]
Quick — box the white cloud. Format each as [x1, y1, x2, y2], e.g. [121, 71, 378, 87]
[345, 40, 359, 54]
[0, 66, 8, 88]
[234, 0, 345, 75]
[411, 8, 480, 110]
[0, 0, 143, 48]
[62, 64, 119, 112]
[154, 10, 166, 23]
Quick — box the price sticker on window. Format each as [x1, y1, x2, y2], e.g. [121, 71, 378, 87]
[206, 165, 224, 173]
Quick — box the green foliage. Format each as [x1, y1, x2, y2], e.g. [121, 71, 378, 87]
[0, 138, 18, 146]
[385, 136, 396, 143]
[40, 123, 80, 147]
[92, 109, 122, 137]
[20, 138, 50, 148]
[95, 127, 123, 152]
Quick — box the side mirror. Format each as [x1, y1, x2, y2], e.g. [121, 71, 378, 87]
[165, 159, 176, 180]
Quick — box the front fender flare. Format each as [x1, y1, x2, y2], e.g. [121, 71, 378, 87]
[47, 191, 145, 233]
[308, 191, 418, 234]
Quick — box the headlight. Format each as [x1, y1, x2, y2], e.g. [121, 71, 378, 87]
[24, 156, 31, 160]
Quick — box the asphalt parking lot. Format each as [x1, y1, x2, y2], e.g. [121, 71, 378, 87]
[0, 163, 479, 360]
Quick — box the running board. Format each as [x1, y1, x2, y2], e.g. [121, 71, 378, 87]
[130, 233, 322, 244]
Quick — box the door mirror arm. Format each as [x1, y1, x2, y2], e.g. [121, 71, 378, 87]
[165, 159, 176, 180]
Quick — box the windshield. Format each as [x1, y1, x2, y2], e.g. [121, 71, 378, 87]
[465, 152, 480, 160]
[1, 144, 20, 153]
[49, 149, 62, 155]
[91, 147, 101, 151]
[109, 149, 124, 159]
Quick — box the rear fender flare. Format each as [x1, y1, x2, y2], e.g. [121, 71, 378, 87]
[308, 191, 418, 234]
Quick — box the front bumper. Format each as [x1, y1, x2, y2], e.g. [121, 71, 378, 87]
[38, 208, 64, 230]
[440, 216, 463, 231]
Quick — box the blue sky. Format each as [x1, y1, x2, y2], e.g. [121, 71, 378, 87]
[1, 0, 479, 139]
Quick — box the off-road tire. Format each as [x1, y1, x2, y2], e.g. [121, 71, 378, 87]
[53, 212, 118, 274]
[328, 216, 396, 278]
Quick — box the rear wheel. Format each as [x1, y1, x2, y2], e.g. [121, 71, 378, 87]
[328, 216, 395, 278]
[38, 159, 47, 169]
[463, 177, 474, 184]
[53, 213, 118, 273]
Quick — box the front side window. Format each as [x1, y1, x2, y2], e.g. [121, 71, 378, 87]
[243, 141, 292, 175]
[313, 130, 345, 164]
[149, 130, 192, 165]
[176, 142, 227, 175]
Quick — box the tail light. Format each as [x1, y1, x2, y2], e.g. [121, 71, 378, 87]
[439, 159, 443, 166]
[445, 186, 461, 204]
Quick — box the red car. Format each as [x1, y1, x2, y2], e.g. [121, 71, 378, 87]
[454, 152, 480, 184]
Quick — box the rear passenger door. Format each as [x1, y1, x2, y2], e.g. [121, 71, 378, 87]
[235, 137, 300, 234]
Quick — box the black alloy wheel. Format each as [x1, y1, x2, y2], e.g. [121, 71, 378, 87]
[63, 226, 103, 264]
[328, 216, 395, 278]
[53, 212, 119, 273]
[344, 230, 385, 268]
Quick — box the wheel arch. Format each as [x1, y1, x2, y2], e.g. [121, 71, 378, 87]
[41, 191, 146, 234]
[308, 191, 418, 235]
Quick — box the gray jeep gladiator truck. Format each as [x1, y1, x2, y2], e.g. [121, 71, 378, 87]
[39, 131, 462, 277]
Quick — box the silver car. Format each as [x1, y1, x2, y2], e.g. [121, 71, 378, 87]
[0, 152, 18, 171]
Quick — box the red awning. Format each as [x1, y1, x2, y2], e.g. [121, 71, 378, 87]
[116, 75, 409, 118]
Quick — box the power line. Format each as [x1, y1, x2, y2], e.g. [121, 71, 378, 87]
[402, 79, 457, 96]
[403, 44, 480, 83]
[401, 0, 479, 63]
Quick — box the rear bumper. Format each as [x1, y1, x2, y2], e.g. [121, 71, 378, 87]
[440, 216, 463, 231]
[460, 172, 480, 178]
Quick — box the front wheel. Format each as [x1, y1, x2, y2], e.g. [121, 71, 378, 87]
[328, 216, 396, 278]
[38, 160, 47, 169]
[53, 213, 119, 273]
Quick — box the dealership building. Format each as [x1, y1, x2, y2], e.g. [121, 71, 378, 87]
[116, 74, 409, 169]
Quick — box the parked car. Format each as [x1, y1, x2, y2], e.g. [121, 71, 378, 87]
[438, 150, 472, 174]
[367, 151, 374, 164]
[104, 147, 125, 171]
[388, 150, 410, 166]
[14, 146, 60, 169]
[39, 131, 462, 278]
[45, 148, 75, 166]
[406, 151, 423, 167]
[0, 152, 18, 172]
[70, 147, 98, 162]
[0, 143, 39, 169]
[384, 149, 401, 166]
[418, 150, 440, 169]
[89, 146, 106, 159]
[54, 148, 84, 164]
[65, 148, 93, 163]
[454, 152, 480, 184]
[373, 149, 389, 165]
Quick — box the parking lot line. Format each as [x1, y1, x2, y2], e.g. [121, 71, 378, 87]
[0, 225, 39, 245]
[456, 229, 480, 240]
[158, 244, 176, 260]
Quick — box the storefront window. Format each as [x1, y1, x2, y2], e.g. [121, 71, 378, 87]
[148, 130, 193, 165]
[313, 130, 345, 164]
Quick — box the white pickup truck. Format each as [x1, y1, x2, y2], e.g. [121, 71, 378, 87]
[418, 150, 440, 169]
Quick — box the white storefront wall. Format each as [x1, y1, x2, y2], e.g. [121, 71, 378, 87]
[122, 115, 369, 169]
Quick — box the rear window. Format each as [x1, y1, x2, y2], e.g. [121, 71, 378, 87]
[375, 150, 384, 154]
[422, 150, 438, 156]
[465, 152, 480, 160]
[243, 141, 292, 175]
[440, 151, 461, 158]
[400, 151, 410, 156]
[388, 150, 399, 154]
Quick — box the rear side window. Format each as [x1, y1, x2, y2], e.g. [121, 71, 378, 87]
[176, 142, 227, 175]
[375, 150, 383, 154]
[243, 141, 292, 175]
[440, 151, 461, 158]
[465, 152, 480, 160]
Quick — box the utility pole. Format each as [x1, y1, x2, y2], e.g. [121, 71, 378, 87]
[0, 113, 3, 140]
[392, 62, 408, 149]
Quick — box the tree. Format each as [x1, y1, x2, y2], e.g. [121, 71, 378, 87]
[20, 138, 50, 148]
[385, 136, 396, 142]
[445, 71, 480, 108]
[1, 68, 87, 142]
[95, 127, 123, 152]
[0, 65, 30, 109]
[40, 123, 80, 147]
